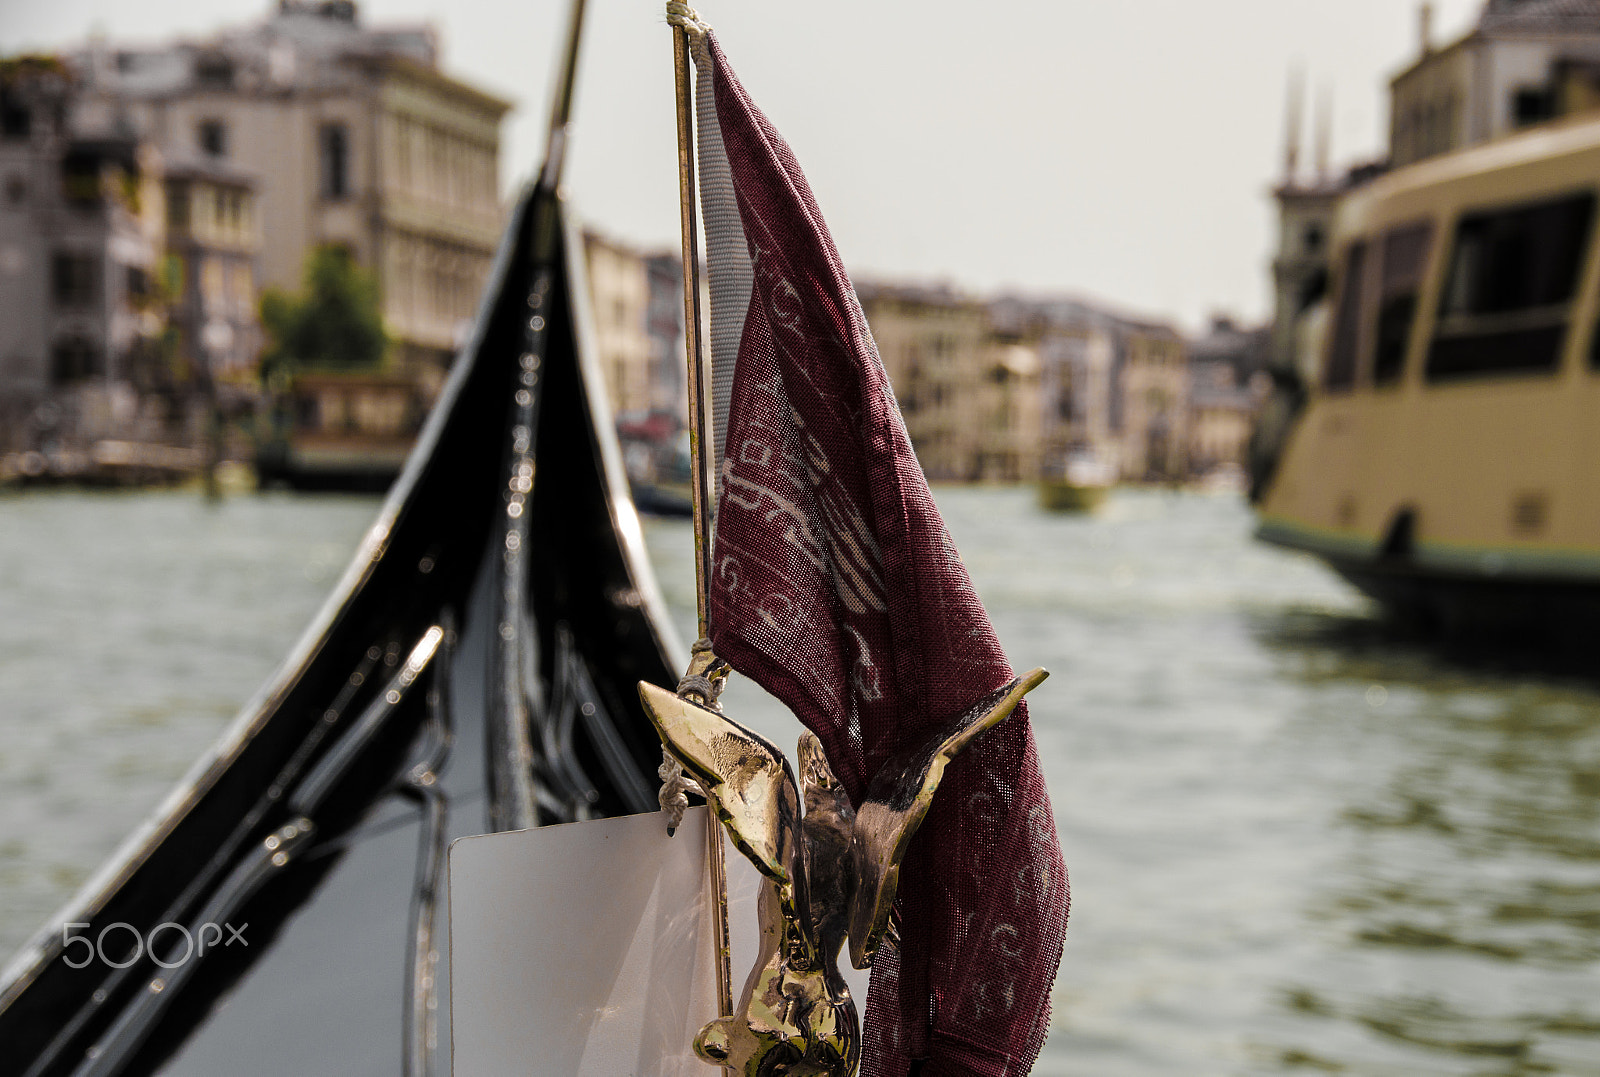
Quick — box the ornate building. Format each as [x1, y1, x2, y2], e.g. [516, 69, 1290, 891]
[162, 159, 262, 383]
[0, 58, 169, 452]
[856, 282, 995, 481]
[1391, 0, 1600, 168]
[861, 285, 1187, 484]
[71, 0, 510, 391]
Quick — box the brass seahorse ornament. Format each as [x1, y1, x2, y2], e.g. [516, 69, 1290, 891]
[639, 664, 1048, 1076]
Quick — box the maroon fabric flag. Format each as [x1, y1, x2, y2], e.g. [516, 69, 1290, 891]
[697, 32, 1068, 1077]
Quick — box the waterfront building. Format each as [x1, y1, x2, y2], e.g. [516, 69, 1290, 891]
[1113, 318, 1190, 481]
[581, 230, 688, 426]
[162, 160, 262, 386]
[1186, 316, 1270, 478]
[1391, 0, 1600, 168]
[856, 281, 992, 481]
[583, 229, 657, 420]
[970, 337, 1042, 482]
[70, 0, 512, 390]
[991, 295, 1191, 483]
[862, 285, 1187, 484]
[990, 297, 1114, 483]
[0, 58, 168, 453]
[644, 252, 688, 423]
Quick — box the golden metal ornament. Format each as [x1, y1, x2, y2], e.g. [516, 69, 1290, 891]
[639, 664, 1048, 1076]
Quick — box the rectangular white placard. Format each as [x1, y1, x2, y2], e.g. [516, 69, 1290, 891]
[450, 806, 723, 1076]
[450, 805, 870, 1075]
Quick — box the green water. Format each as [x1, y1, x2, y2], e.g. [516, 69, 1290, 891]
[1, 486, 1597, 1075]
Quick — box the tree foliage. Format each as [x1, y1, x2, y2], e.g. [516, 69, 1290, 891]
[259, 245, 386, 377]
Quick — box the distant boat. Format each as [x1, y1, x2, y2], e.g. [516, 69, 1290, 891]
[1254, 115, 1600, 635]
[617, 418, 694, 517]
[1038, 446, 1117, 512]
[0, 441, 203, 488]
[254, 369, 426, 493]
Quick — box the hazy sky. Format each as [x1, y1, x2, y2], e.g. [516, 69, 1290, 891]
[0, 0, 1485, 329]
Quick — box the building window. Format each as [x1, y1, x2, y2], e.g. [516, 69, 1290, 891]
[126, 265, 151, 304]
[4, 173, 24, 204]
[321, 123, 349, 200]
[51, 252, 97, 307]
[1428, 192, 1595, 381]
[163, 253, 186, 298]
[51, 337, 100, 384]
[61, 154, 100, 205]
[194, 53, 234, 89]
[0, 90, 29, 140]
[201, 256, 225, 311]
[166, 184, 190, 230]
[198, 120, 227, 157]
[229, 261, 253, 312]
[1513, 87, 1557, 129]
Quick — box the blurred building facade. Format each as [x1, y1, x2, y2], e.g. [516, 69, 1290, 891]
[1, 1, 510, 470]
[862, 284, 1193, 484]
[581, 229, 688, 423]
[0, 57, 173, 453]
[1392, 0, 1600, 168]
[1186, 315, 1271, 478]
[857, 283, 993, 481]
[1115, 319, 1189, 481]
[162, 160, 262, 386]
[583, 229, 656, 419]
[71, 0, 510, 390]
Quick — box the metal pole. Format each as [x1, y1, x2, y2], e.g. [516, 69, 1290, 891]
[672, 24, 734, 1036]
[674, 30, 715, 640]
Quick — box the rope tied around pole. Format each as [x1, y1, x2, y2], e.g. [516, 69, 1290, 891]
[666, 1, 710, 39]
[677, 637, 729, 709]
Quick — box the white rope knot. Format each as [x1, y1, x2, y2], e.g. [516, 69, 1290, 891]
[666, 1, 711, 39]
[658, 750, 697, 834]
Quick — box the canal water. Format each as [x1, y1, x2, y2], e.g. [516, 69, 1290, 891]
[1, 486, 1597, 1075]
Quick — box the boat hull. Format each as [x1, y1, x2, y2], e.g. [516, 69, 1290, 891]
[1258, 518, 1600, 638]
[1038, 479, 1109, 513]
[1251, 120, 1600, 644]
[253, 437, 412, 493]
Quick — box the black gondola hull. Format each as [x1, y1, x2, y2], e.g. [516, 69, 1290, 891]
[0, 191, 683, 1076]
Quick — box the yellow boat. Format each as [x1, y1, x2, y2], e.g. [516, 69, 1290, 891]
[1038, 479, 1109, 513]
[1038, 447, 1117, 513]
[1254, 115, 1600, 635]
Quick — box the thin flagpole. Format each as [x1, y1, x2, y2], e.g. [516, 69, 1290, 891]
[675, 40, 716, 635]
[672, 21, 735, 1036]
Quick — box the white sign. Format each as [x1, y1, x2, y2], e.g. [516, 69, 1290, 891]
[450, 807, 727, 1076]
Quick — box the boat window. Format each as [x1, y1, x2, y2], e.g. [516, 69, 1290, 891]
[1323, 241, 1368, 392]
[1373, 221, 1434, 386]
[1426, 192, 1595, 382]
